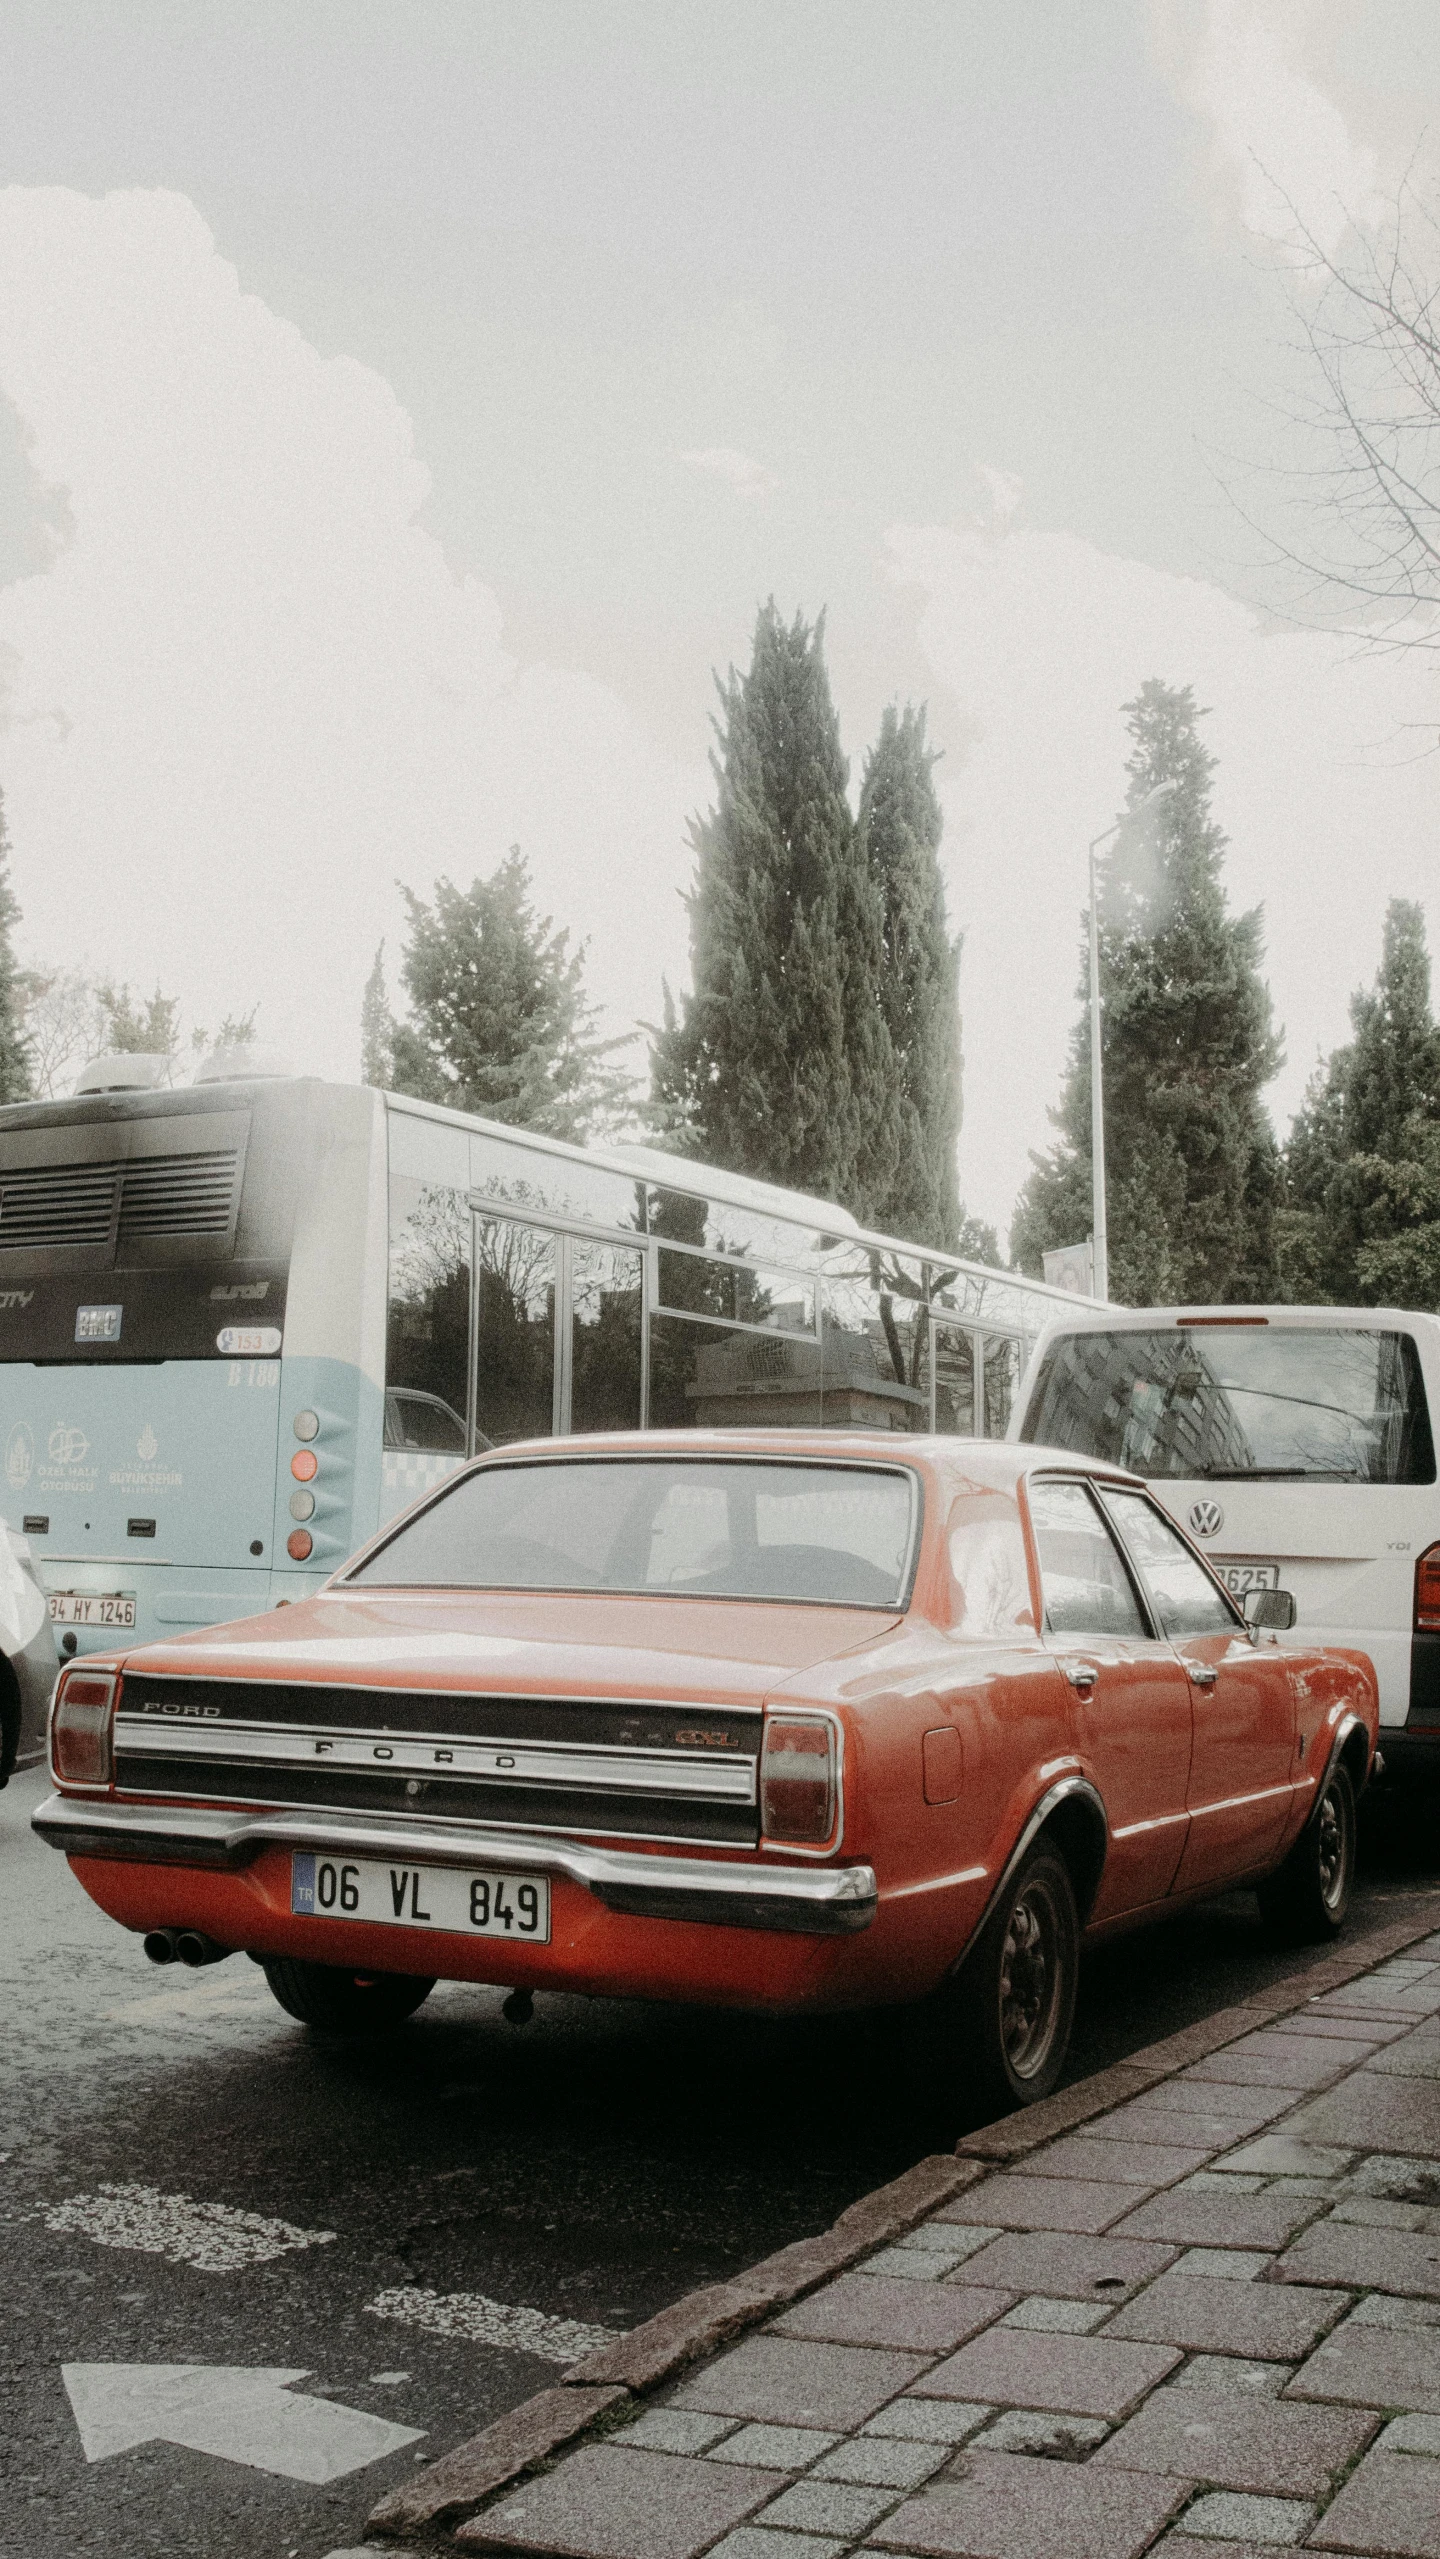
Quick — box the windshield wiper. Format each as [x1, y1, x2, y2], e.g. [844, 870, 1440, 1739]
[1187, 1466, 1363, 1482]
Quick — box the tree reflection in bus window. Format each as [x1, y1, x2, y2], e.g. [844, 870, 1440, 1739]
[982, 1334, 1021, 1438]
[570, 1239, 643, 1433]
[931, 1325, 977, 1435]
[474, 1216, 556, 1444]
[386, 1178, 471, 1429]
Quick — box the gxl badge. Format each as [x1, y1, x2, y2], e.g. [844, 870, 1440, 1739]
[1189, 1498, 1224, 1539]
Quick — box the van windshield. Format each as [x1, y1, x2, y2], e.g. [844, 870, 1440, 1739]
[1022, 1327, 1436, 1485]
[350, 1457, 918, 1605]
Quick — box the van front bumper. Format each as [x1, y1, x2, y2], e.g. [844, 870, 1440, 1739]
[31, 1794, 878, 1937]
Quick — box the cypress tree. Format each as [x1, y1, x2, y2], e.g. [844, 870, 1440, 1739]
[0, 786, 33, 1104]
[651, 603, 897, 1220]
[1012, 681, 1281, 1304]
[1280, 900, 1440, 1306]
[360, 944, 394, 1089]
[388, 847, 630, 1141]
[858, 704, 962, 1250]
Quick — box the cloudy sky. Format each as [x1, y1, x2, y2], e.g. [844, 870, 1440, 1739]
[0, 1, 1436, 1236]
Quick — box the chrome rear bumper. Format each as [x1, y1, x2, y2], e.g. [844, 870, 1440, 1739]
[32, 1794, 877, 1936]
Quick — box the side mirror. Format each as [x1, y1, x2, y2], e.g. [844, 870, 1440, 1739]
[1244, 1586, 1296, 1632]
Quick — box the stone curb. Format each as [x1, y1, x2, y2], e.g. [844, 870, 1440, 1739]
[367, 2152, 984, 2536]
[367, 1897, 1439, 2541]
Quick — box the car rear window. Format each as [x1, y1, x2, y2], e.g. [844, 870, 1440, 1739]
[350, 1457, 918, 1606]
[1021, 1327, 1436, 1485]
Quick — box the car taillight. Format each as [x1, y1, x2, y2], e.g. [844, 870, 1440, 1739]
[1417, 1545, 1440, 1631]
[51, 1667, 119, 1790]
[760, 1715, 837, 1845]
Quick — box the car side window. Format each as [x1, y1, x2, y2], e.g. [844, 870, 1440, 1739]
[1103, 1489, 1237, 1639]
[1027, 1477, 1146, 1639]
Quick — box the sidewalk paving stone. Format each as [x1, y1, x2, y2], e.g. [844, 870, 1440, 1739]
[672, 2337, 931, 2429]
[773, 2278, 1014, 2354]
[864, 2447, 1190, 2558]
[1184, 2045, 1358, 2092]
[1174, 2490, 1314, 2542]
[1094, 2094, 1294, 2144]
[1287, 2074, 1440, 2156]
[707, 2425, 841, 2470]
[1346, 2154, 1440, 2200]
[709, 2535, 845, 2559]
[1114, 2192, 1317, 2249]
[1090, 2384, 1376, 2494]
[865, 2401, 991, 2446]
[1213, 2138, 1355, 2180]
[1158, 2541, 1312, 2557]
[455, 2445, 776, 2558]
[1173, 2358, 1294, 2397]
[1000, 2297, 1110, 2332]
[969, 2409, 1110, 2456]
[936, 2176, 1138, 2233]
[1367, 2033, 1440, 2080]
[1309, 2447, 1440, 2555]
[863, 2242, 990, 2282]
[623, 2409, 737, 2455]
[1020, 2134, 1215, 2186]
[816, 2437, 950, 2489]
[1108, 2271, 1348, 2361]
[902, 2222, 1006, 2257]
[913, 2328, 1181, 2419]
[1272, 2013, 1411, 2042]
[1347, 2292, 1440, 2328]
[943, 2228, 1176, 2302]
[1379, 2415, 1440, 2453]
[756, 2479, 901, 2537]
[1286, 2316, 1440, 2411]
[1171, 2248, 1272, 2279]
[1273, 2218, 1440, 2297]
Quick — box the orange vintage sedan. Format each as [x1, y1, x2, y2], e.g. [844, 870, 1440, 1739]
[34, 1433, 1379, 2113]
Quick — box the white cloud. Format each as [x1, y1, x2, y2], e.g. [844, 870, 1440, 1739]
[1158, 0, 1389, 253]
[0, 188, 703, 1084]
[889, 486, 1439, 1238]
[681, 445, 778, 501]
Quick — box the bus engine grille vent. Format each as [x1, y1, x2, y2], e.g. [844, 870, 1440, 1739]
[0, 1148, 241, 1251]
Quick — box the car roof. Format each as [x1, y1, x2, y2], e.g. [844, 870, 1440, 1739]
[461, 1429, 1143, 1495]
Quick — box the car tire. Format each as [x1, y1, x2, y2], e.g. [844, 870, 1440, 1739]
[918, 1842, 1079, 2126]
[261, 1957, 435, 2034]
[1258, 1762, 1356, 1943]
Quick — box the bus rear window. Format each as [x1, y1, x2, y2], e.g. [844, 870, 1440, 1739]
[1021, 1327, 1436, 1486]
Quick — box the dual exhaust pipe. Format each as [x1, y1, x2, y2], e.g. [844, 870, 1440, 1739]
[142, 1926, 232, 1969]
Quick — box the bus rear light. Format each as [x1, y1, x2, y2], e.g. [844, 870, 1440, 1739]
[760, 1714, 838, 1845]
[1416, 1545, 1440, 1632]
[289, 1489, 315, 1521]
[291, 1449, 318, 1482]
[287, 1528, 314, 1562]
[51, 1667, 118, 1790]
[293, 1410, 320, 1441]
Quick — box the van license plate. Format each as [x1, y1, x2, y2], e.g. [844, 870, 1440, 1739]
[290, 1852, 550, 1943]
[48, 1592, 136, 1627]
[1215, 1562, 1279, 1597]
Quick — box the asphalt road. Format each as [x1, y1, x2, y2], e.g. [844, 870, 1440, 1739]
[5, 1762, 1440, 2559]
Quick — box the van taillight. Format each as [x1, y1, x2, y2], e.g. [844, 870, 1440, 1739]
[760, 1715, 837, 1846]
[1416, 1546, 1440, 1632]
[51, 1668, 119, 1790]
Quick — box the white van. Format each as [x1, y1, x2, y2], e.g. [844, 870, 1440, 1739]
[1011, 1305, 1440, 1770]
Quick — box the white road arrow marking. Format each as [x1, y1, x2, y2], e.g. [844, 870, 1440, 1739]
[62, 2364, 425, 2483]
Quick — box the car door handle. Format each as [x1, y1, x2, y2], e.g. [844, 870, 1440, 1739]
[1060, 1659, 1097, 1692]
[1187, 1662, 1218, 1689]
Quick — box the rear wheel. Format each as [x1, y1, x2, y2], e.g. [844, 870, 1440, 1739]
[1258, 1762, 1356, 1942]
[916, 1843, 1079, 2127]
[261, 1957, 435, 2035]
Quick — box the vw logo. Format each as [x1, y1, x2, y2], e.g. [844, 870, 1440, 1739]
[1189, 1498, 1224, 1539]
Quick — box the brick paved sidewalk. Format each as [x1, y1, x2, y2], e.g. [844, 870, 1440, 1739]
[441, 1934, 1440, 2559]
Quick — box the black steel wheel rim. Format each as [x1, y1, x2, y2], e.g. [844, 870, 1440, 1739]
[998, 1876, 1065, 2081]
[1317, 1778, 1350, 1911]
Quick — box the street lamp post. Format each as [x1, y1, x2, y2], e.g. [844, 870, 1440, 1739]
[1087, 778, 1177, 1303]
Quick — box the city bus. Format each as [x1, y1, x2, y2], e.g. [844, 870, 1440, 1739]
[0, 1059, 1083, 1655]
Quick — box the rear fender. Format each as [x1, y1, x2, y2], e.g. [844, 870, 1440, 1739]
[956, 1773, 1108, 1974]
